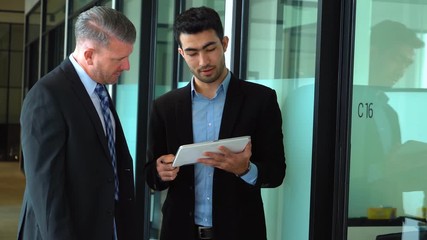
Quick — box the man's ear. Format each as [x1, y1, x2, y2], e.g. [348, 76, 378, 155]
[178, 47, 184, 57]
[84, 48, 94, 65]
[222, 36, 229, 52]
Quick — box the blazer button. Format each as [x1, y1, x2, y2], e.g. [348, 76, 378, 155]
[107, 178, 113, 183]
[189, 211, 193, 217]
[106, 210, 113, 216]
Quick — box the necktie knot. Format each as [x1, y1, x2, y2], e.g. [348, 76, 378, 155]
[95, 84, 110, 108]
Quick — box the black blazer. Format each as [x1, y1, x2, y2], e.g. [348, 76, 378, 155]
[18, 59, 137, 240]
[145, 73, 286, 240]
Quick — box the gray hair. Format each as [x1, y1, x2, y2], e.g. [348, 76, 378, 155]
[74, 6, 136, 46]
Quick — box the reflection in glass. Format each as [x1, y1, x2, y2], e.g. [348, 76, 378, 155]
[348, 1, 427, 239]
[245, 1, 318, 239]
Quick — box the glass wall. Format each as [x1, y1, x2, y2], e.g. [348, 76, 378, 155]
[244, 1, 318, 239]
[0, 23, 24, 161]
[348, 0, 427, 239]
[0, 12, 25, 240]
[116, 0, 142, 166]
[41, 0, 65, 75]
[25, 4, 41, 91]
[154, 0, 175, 97]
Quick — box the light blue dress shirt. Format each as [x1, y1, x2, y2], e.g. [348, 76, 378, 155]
[69, 54, 116, 140]
[192, 71, 258, 227]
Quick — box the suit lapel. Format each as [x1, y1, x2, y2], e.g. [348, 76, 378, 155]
[175, 84, 194, 145]
[219, 75, 244, 139]
[60, 59, 112, 162]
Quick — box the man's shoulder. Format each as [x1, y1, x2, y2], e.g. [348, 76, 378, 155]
[156, 84, 190, 101]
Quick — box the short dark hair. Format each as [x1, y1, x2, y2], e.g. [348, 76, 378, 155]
[173, 6, 224, 47]
[75, 6, 136, 46]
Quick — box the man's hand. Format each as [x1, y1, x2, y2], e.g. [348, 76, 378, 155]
[156, 154, 179, 181]
[197, 142, 252, 176]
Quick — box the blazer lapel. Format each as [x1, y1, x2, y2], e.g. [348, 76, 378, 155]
[60, 59, 112, 161]
[219, 75, 244, 139]
[175, 84, 194, 145]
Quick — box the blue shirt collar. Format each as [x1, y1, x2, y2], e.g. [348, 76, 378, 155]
[69, 54, 98, 96]
[191, 70, 231, 99]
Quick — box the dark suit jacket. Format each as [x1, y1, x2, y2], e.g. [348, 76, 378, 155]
[145, 73, 286, 240]
[18, 59, 137, 240]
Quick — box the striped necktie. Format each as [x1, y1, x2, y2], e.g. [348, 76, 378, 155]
[95, 84, 119, 201]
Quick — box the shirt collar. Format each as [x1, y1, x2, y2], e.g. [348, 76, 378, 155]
[69, 54, 98, 96]
[191, 70, 231, 99]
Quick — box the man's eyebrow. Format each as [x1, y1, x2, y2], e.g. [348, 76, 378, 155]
[184, 41, 217, 52]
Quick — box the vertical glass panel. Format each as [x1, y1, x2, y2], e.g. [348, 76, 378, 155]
[0, 89, 6, 123]
[27, 40, 40, 89]
[41, 36, 49, 76]
[0, 24, 10, 50]
[70, 0, 92, 13]
[147, 1, 177, 237]
[0, 52, 8, 87]
[116, 0, 142, 166]
[101, 0, 112, 7]
[245, 0, 318, 239]
[154, 0, 175, 98]
[46, 0, 66, 32]
[67, 18, 77, 56]
[8, 89, 21, 124]
[9, 52, 23, 88]
[27, 5, 41, 44]
[11, 24, 24, 51]
[348, 1, 427, 239]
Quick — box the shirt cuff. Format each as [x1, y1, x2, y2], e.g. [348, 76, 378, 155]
[240, 162, 258, 185]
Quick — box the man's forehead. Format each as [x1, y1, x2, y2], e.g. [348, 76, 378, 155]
[179, 30, 220, 49]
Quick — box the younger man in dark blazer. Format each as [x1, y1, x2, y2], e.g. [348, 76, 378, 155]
[144, 6, 286, 240]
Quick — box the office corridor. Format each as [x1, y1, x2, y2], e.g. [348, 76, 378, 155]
[0, 161, 25, 239]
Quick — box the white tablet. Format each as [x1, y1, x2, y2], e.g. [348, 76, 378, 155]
[172, 136, 251, 167]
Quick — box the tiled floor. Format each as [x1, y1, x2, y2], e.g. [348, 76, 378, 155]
[0, 161, 25, 240]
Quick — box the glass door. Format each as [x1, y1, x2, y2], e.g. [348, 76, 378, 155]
[348, 1, 427, 239]
[243, 0, 318, 239]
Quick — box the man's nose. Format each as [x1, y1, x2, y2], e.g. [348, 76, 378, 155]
[122, 58, 130, 71]
[199, 52, 210, 67]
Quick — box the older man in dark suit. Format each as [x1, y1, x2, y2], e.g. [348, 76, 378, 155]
[18, 6, 137, 239]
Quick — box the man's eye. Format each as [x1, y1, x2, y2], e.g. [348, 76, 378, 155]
[206, 47, 216, 52]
